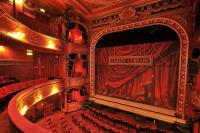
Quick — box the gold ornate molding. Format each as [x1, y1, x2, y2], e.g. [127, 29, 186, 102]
[91, 0, 186, 29]
[89, 17, 189, 120]
[8, 80, 63, 132]
[66, 43, 88, 54]
[191, 90, 200, 109]
[66, 77, 87, 88]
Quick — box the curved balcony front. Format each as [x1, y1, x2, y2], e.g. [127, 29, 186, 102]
[8, 79, 64, 133]
[0, 6, 63, 52]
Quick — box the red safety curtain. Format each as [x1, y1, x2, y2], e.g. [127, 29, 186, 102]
[95, 41, 179, 109]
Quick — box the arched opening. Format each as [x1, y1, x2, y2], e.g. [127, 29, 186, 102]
[95, 25, 179, 110]
[65, 22, 88, 44]
[90, 18, 189, 121]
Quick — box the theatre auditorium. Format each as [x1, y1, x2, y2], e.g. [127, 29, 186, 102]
[0, 0, 200, 132]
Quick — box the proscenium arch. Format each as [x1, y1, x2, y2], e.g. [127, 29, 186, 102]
[90, 17, 189, 119]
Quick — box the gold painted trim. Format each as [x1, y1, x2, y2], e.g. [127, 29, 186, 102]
[93, 95, 175, 116]
[90, 97, 186, 124]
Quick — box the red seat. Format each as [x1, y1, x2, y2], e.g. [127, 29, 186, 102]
[35, 80, 41, 84]
[39, 78, 47, 83]
[26, 81, 33, 86]
[5, 85, 15, 93]
[13, 83, 21, 91]
[0, 88, 7, 98]
[32, 80, 38, 85]
[9, 84, 19, 91]
[20, 82, 28, 89]
[1, 86, 10, 96]
[19, 81, 31, 90]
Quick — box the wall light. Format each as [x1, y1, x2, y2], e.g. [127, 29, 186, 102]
[26, 52, 33, 56]
[0, 45, 5, 51]
[20, 105, 28, 115]
[47, 40, 56, 49]
[26, 49, 32, 52]
[15, 0, 23, 5]
[34, 94, 42, 103]
[26, 49, 33, 56]
[51, 86, 59, 95]
[7, 31, 25, 40]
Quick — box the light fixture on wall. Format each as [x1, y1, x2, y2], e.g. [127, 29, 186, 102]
[26, 49, 33, 56]
[51, 86, 59, 95]
[34, 94, 42, 103]
[15, 0, 24, 11]
[15, 0, 23, 4]
[7, 31, 25, 40]
[47, 40, 56, 49]
[0, 45, 5, 52]
[20, 105, 28, 115]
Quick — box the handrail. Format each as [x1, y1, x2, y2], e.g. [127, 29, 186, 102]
[8, 79, 64, 133]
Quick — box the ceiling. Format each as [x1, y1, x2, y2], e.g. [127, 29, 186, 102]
[25, 0, 159, 18]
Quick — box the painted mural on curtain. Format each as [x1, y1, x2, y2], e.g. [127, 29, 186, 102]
[95, 41, 179, 110]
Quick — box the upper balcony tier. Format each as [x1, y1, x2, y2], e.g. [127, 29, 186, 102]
[0, 4, 63, 52]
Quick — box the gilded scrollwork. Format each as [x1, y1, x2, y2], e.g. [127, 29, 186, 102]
[91, 0, 187, 30]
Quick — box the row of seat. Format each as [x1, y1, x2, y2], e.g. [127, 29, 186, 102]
[88, 107, 171, 133]
[0, 78, 47, 99]
[40, 107, 173, 133]
[88, 107, 132, 132]
[46, 118, 57, 133]
[43, 111, 84, 133]
[82, 111, 125, 133]
[72, 113, 103, 133]
[0, 75, 17, 87]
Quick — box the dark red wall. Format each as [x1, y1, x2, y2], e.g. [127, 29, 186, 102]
[0, 41, 33, 81]
[0, 41, 65, 81]
[33, 52, 64, 79]
[17, 12, 52, 36]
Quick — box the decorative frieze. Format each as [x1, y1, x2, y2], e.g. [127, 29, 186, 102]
[191, 90, 200, 109]
[91, 0, 186, 29]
